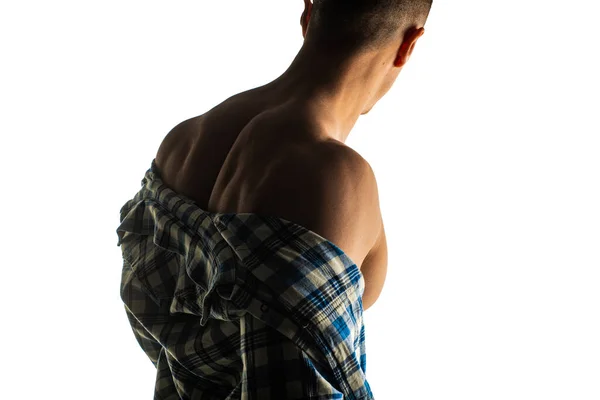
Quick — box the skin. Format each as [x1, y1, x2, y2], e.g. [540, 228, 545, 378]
[154, 1, 428, 311]
[260, 0, 426, 144]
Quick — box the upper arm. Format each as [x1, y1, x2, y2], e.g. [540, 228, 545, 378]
[361, 218, 388, 311]
[261, 143, 382, 271]
[321, 153, 388, 311]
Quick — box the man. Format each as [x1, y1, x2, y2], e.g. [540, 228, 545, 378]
[117, 1, 432, 398]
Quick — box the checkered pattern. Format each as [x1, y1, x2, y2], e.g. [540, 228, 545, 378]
[116, 159, 374, 399]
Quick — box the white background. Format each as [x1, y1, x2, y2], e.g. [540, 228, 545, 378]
[1, 1, 599, 399]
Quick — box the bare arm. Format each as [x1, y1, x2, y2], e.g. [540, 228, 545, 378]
[361, 219, 388, 311]
[258, 143, 386, 309]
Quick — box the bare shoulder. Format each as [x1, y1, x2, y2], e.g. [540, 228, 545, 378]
[261, 139, 382, 269]
[317, 143, 387, 311]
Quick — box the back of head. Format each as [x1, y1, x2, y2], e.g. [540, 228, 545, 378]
[305, 0, 433, 56]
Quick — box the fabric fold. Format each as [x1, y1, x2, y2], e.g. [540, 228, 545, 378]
[117, 159, 373, 399]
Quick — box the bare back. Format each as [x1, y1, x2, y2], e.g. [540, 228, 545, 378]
[154, 91, 384, 273]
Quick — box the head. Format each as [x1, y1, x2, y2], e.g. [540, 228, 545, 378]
[299, 0, 432, 114]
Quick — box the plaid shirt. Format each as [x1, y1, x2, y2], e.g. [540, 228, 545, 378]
[117, 159, 374, 400]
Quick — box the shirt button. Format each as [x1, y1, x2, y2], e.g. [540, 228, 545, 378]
[260, 303, 269, 312]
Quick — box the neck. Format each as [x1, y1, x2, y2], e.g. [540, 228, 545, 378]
[263, 42, 390, 143]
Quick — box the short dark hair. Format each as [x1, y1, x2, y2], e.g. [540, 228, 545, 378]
[306, 0, 433, 55]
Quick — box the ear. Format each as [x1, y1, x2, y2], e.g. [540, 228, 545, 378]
[394, 27, 425, 68]
[301, 0, 313, 38]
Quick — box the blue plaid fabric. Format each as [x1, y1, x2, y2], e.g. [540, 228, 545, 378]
[116, 159, 374, 400]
